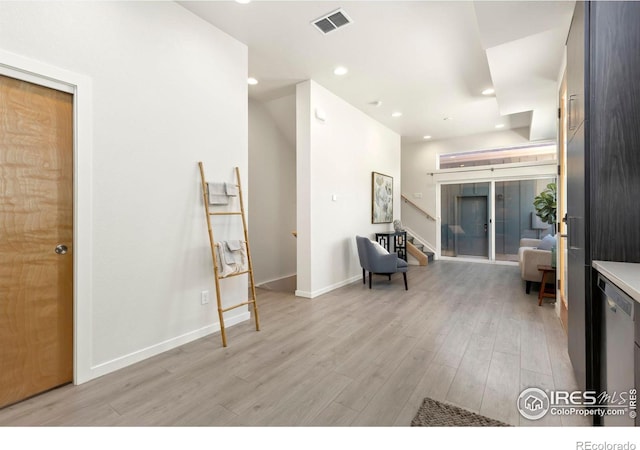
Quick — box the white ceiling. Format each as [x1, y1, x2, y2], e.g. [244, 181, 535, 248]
[180, 1, 575, 143]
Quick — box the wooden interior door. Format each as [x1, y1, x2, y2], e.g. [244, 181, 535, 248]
[558, 73, 569, 333]
[0, 74, 74, 408]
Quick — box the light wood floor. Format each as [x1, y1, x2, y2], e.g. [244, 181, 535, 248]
[0, 261, 589, 426]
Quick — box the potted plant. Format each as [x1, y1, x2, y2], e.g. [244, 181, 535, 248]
[533, 182, 557, 233]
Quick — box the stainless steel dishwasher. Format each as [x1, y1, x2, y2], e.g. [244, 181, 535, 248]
[598, 274, 636, 426]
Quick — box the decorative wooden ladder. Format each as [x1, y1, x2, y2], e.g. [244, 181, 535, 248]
[198, 162, 260, 347]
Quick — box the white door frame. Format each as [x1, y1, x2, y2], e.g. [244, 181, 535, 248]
[439, 181, 492, 260]
[437, 174, 557, 264]
[0, 50, 94, 384]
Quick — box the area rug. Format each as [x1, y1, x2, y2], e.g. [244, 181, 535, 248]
[411, 397, 511, 427]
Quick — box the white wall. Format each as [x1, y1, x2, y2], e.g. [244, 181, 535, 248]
[401, 128, 556, 250]
[0, 2, 248, 381]
[296, 80, 401, 298]
[248, 97, 296, 285]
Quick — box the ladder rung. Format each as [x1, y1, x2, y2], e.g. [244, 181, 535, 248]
[221, 300, 255, 313]
[210, 212, 242, 216]
[213, 240, 247, 244]
[216, 239, 247, 244]
[218, 270, 250, 279]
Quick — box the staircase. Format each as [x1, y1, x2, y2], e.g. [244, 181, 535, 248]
[399, 194, 436, 266]
[406, 233, 435, 265]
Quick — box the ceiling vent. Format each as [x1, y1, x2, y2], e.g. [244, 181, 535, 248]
[312, 9, 352, 34]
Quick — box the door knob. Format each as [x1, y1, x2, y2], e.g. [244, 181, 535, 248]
[55, 244, 68, 255]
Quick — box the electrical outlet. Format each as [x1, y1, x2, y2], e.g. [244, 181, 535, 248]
[201, 290, 210, 305]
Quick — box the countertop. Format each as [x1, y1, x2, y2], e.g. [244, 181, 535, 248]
[592, 261, 640, 303]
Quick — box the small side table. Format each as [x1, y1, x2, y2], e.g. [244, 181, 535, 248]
[537, 264, 557, 306]
[375, 231, 407, 261]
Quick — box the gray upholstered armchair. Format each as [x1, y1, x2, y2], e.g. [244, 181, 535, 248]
[356, 236, 408, 290]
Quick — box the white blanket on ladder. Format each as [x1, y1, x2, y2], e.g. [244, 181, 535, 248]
[215, 240, 248, 278]
[207, 182, 238, 205]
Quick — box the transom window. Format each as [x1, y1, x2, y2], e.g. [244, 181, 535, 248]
[439, 143, 557, 170]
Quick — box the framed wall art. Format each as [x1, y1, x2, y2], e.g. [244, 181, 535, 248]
[372, 172, 393, 224]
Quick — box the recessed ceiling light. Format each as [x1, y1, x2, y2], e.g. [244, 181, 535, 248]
[391, 112, 403, 118]
[423, 135, 432, 140]
[482, 88, 495, 96]
[235, 0, 251, 4]
[369, 100, 382, 107]
[495, 124, 505, 129]
[443, 116, 453, 121]
[334, 66, 348, 76]
[460, 164, 465, 167]
[247, 77, 258, 85]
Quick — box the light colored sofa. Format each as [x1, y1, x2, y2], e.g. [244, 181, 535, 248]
[518, 238, 552, 294]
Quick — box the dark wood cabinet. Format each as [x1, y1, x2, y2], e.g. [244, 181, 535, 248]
[566, 122, 586, 254]
[566, 1, 640, 401]
[589, 1, 640, 262]
[566, 0, 585, 143]
[568, 249, 587, 389]
[566, 1, 591, 393]
[567, 122, 587, 390]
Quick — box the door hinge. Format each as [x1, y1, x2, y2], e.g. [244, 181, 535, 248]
[558, 165, 561, 175]
[558, 107, 561, 119]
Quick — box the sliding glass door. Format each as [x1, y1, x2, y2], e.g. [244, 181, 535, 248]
[441, 183, 490, 258]
[440, 178, 555, 261]
[494, 179, 555, 261]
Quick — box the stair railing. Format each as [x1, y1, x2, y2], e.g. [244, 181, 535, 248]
[401, 195, 436, 222]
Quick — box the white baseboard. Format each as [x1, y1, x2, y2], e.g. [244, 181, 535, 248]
[86, 311, 250, 382]
[439, 256, 518, 266]
[294, 289, 312, 298]
[255, 272, 296, 287]
[295, 274, 361, 299]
